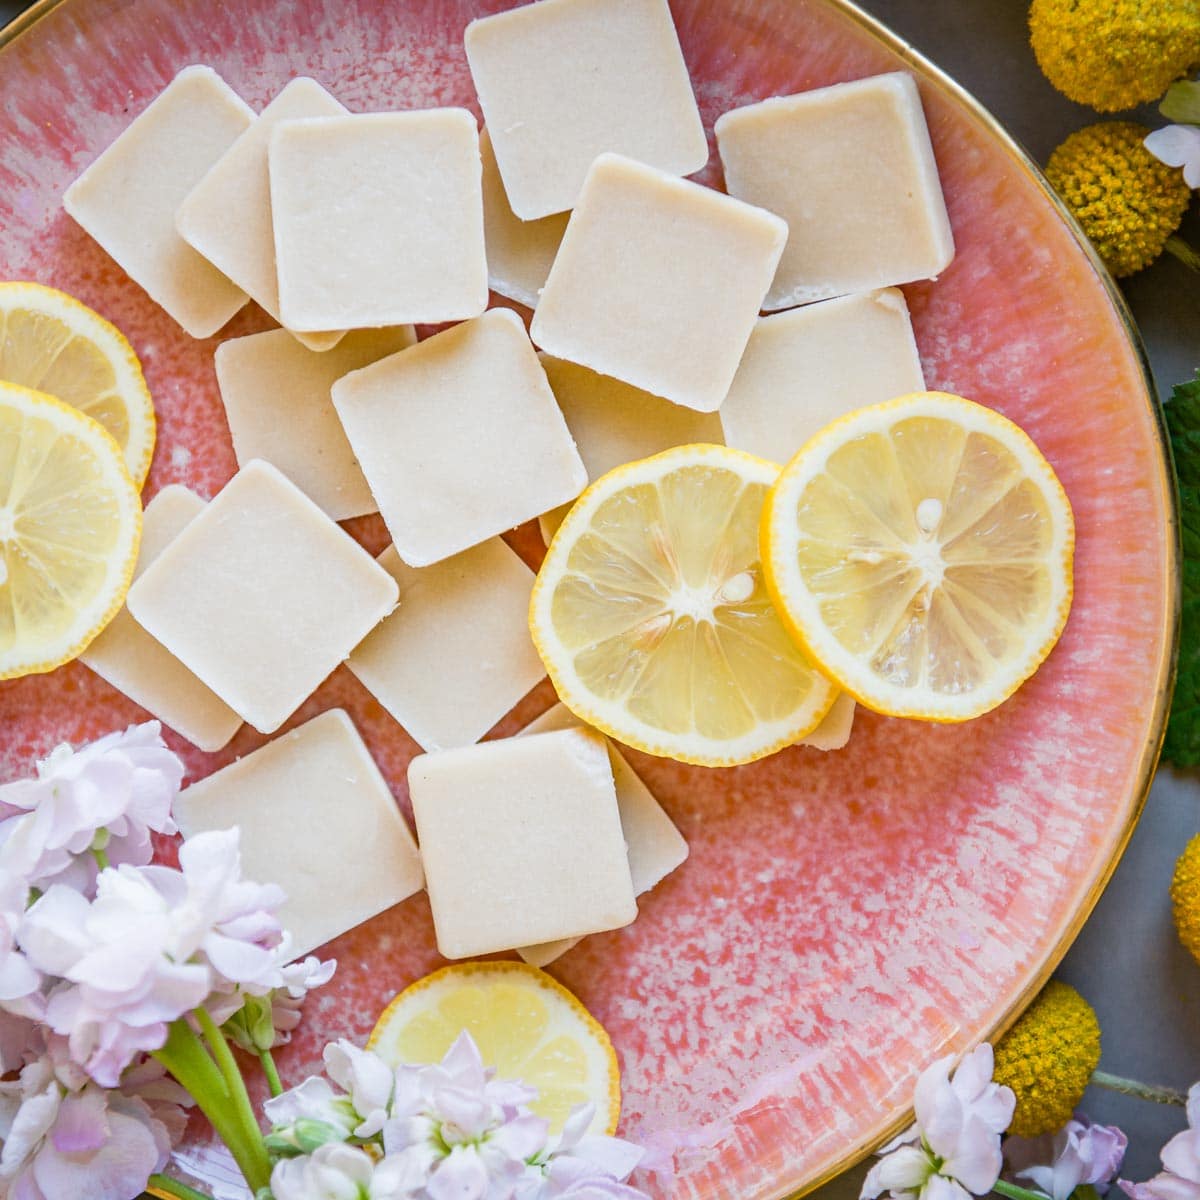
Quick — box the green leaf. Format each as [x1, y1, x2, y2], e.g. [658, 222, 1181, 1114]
[1162, 80, 1200, 126]
[1162, 372, 1200, 765]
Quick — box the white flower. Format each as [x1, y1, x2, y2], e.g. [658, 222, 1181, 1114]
[518, 1103, 648, 1200]
[1146, 126, 1200, 189]
[18, 828, 285, 1086]
[0, 1044, 189, 1200]
[1006, 1113, 1127, 1200]
[0, 722, 183, 894]
[1120, 1084, 1200, 1200]
[861, 1045, 1015, 1200]
[268, 1141, 378, 1200]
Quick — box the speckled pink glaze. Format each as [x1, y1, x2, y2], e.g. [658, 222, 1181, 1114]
[0, 2, 1172, 1198]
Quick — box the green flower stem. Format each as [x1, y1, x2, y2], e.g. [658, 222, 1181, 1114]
[1091, 1069, 1187, 1106]
[152, 1018, 270, 1193]
[195, 1007, 271, 1190]
[93, 847, 110, 870]
[994, 1180, 1055, 1200]
[1166, 235, 1200, 273]
[259, 1047, 284, 1098]
[146, 1173, 215, 1200]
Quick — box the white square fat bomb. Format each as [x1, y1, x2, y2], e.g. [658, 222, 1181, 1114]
[537, 354, 724, 542]
[531, 154, 787, 413]
[715, 73, 954, 309]
[126, 460, 399, 734]
[215, 326, 415, 521]
[719, 289, 926, 462]
[270, 110, 488, 330]
[175, 709, 423, 957]
[80, 487, 243, 752]
[64, 65, 253, 338]
[481, 128, 569, 309]
[346, 540, 545, 751]
[409, 728, 637, 959]
[177, 76, 348, 352]
[515, 704, 687, 966]
[464, 0, 707, 220]
[332, 308, 586, 566]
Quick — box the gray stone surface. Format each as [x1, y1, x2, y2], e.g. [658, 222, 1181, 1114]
[1, 0, 1197, 1194]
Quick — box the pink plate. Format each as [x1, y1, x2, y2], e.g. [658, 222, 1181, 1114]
[0, 2, 1176, 1198]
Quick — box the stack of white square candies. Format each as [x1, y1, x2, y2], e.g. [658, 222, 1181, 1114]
[64, 0, 953, 963]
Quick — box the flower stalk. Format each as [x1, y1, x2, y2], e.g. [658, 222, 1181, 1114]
[153, 1016, 271, 1193]
[146, 1173, 215, 1200]
[1091, 1070, 1187, 1107]
[259, 1047, 284, 1098]
[994, 1180, 1057, 1200]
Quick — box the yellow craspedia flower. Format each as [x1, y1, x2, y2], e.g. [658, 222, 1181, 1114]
[1045, 122, 1191, 277]
[992, 980, 1101, 1137]
[1172, 833, 1200, 964]
[1030, 0, 1200, 113]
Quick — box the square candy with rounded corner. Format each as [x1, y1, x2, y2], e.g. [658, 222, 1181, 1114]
[270, 109, 488, 330]
[177, 76, 349, 351]
[332, 308, 586, 567]
[480, 128, 568, 310]
[175, 709, 423, 957]
[63, 65, 253, 338]
[80, 486, 242, 753]
[715, 73, 954, 309]
[215, 325, 415, 521]
[126, 460, 398, 734]
[409, 728, 637, 959]
[531, 154, 787, 413]
[346, 539, 545, 752]
[719, 289, 926, 463]
[515, 703, 688, 967]
[465, 0, 707, 220]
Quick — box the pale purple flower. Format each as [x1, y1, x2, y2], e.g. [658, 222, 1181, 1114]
[1006, 1113, 1126, 1200]
[0, 1044, 189, 1200]
[1146, 126, 1200, 189]
[1120, 1085, 1200, 1200]
[0, 722, 183, 894]
[266, 1033, 653, 1200]
[519, 1103, 648, 1200]
[382, 1032, 549, 1199]
[222, 951, 337, 1054]
[861, 1045, 1015, 1200]
[0, 867, 41, 1026]
[18, 828, 285, 1085]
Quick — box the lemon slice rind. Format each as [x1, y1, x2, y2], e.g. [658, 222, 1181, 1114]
[0, 282, 156, 487]
[0, 381, 142, 680]
[531, 443, 837, 768]
[368, 961, 621, 1136]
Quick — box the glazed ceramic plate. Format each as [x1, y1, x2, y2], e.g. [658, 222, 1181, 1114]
[0, 1, 1176, 1198]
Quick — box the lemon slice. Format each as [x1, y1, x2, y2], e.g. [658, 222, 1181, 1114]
[530, 444, 836, 767]
[0, 382, 142, 680]
[761, 391, 1074, 721]
[0, 282, 156, 487]
[368, 962, 621, 1135]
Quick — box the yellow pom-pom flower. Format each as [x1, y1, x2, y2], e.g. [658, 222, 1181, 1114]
[1172, 833, 1200, 964]
[1030, 0, 1200, 113]
[992, 980, 1101, 1137]
[1045, 122, 1193, 277]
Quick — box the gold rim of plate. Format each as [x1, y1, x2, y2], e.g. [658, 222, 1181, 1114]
[0, 2, 1177, 1198]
